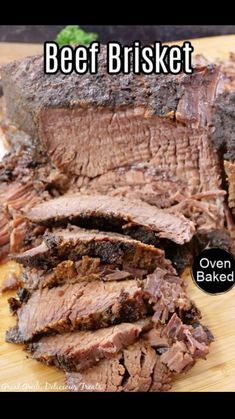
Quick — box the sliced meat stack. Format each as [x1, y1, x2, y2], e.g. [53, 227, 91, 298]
[2, 47, 232, 391]
[1, 50, 235, 265]
[6, 194, 213, 392]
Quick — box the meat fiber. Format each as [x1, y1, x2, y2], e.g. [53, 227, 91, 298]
[65, 340, 172, 392]
[28, 319, 152, 372]
[6, 266, 199, 344]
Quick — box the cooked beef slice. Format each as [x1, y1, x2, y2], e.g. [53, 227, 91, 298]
[20, 257, 151, 292]
[5, 279, 149, 343]
[65, 313, 212, 392]
[6, 265, 199, 343]
[13, 226, 170, 272]
[26, 193, 195, 245]
[65, 340, 172, 392]
[28, 319, 152, 372]
[1, 52, 226, 233]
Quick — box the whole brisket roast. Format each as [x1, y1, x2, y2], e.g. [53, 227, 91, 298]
[211, 54, 235, 221]
[0, 50, 228, 235]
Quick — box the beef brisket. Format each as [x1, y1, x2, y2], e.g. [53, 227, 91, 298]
[20, 257, 151, 292]
[0, 51, 219, 178]
[5, 279, 149, 343]
[210, 54, 235, 220]
[28, 319, 152, 372]
[6, 265, 199, 343]
[26, 193, 195, 245]
[1, 52, 226, 234]
[65, 311, 212, 392]
[0, 138, 71, 262]
[65, 340, 172, 392]
[159, 313, 213, 373]
[14, 226, 170, 272]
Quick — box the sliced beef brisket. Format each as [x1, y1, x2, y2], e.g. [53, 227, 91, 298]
[28, 319, 152, 371]
[6, 279, 149, 343]
[6, 266, 199, 343]
[13, 226, 170, 272]
[65, 312, 212, 393]
[26, 193, 195, 245]
[20, 257, 152, 292]
[65, 340, 172, 392]
[0, 138, 71, 262]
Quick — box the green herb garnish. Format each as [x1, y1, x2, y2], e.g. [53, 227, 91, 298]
[55, 25, 98, 46]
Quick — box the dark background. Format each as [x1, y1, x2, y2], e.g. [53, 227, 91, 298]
[0, 25, 235, 44]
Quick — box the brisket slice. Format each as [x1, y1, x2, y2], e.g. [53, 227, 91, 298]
[5, 279, 149, 343]
[26, 193, 195, 245]
[13, 226, 169, 272]
[28, 319, 152, 372]
[20, 257, 152, 292]
[65, 340, 172, 392]
[6, 267, 199, 343]
[65, 313, 212, 392]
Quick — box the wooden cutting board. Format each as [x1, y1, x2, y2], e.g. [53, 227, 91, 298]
[0, 35, 235, 392]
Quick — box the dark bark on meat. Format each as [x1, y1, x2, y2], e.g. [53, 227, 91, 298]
[13, 226, 169, 273]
